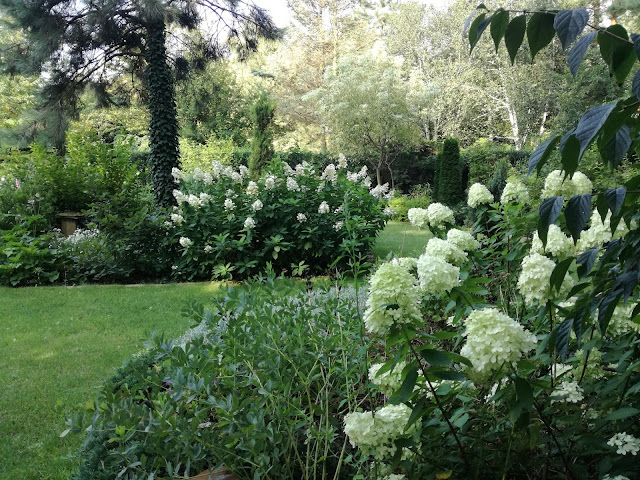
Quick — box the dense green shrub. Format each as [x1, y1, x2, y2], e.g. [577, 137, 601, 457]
[179, 135, 234, 173]
[169, 158, 387, 280]
[464, 138, 529, 186]
[486, 157, 509, 199]
[68, 282, 371, 480]
[388, 184, 431, 221]
[436, 138, 464, 206]
[249, 92, 276, 178]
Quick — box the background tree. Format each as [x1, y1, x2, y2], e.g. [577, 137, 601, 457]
[249, 92, 275, 178]
[436, 138, 464, 206]
[0, 0, 278, 206]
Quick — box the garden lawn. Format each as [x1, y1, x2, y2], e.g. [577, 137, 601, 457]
[373, 220, 430, 259]
[0, 282, 220, 480]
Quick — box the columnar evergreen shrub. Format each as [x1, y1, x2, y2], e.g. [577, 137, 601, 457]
[169, 158, 387, 279]
[436, 138, 464, 206]
[248, 92, 275, 178]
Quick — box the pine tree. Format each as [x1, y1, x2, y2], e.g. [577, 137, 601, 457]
[437, 138, 463, 206]
[0, 0, 278, 207]
[249, 92, 275, 178]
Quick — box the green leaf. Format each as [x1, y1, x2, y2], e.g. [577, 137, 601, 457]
[420, 348, 451, 367]
[553, 9, 590, 51]
[527, 12, 556, 60]
[560, 134, 581, 175]
[599, 291, 622, 333]
[599, 125, 631, 169]
[633, 70, 640, 100]
[511, 376, 534, 422]
[568, 31, 597, 76]
[550, 257, 575, 291]
[565, 194, 592, 242]
[537, 196, 564, 246]
[464, 4, 488, 37]
[556, 317, 573, 358]
[505, 15, 526, 64]
[490, 9, 509, 52]
[469, 13, 489, 53]
[389, 366, 418, 404]
[605, 407, 640, 421]
[599, 25, 637, 84]
[444, 351, 473, 368]
[430, 369, 466, 382]
[574, 103, 618, 159]
[604, 187, 626, 216]
[528, 135, 560, 176]
[577, 247, 599, 278]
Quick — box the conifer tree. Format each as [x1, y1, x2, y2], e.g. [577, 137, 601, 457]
[0, 0, 277, 207]
[249, 92, 275, 178]
[437, 138, 463, 206]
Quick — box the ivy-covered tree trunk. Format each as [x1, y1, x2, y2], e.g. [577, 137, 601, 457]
[145, 20, 180, 208]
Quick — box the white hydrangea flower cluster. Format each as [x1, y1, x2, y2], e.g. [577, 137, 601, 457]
[264, 175, 276, 190]
[467, 183, 494, 208]
[460, 308, 537, 378]
[286, 177, 300, 192]
[370, 183, 390, 199]
[238, 165, 249, 177]
[426, 202, 454, 227]
[576, 210, 630, 254]
[608, 433, 640, 455]
[337, 153, 348, 169]
[390, 257, 418, 273]
[416, 254, 460, 295]
[251, 200, 263, 211]
[425, 238, 467, 266]
[344, 404, 416, 459]
[383, 206, 397, 217]
[382, 475, 406, 480]
[573, 348, 604, 380]
[321, 164, 337, 182]
[179, 236, 193, 248]
[551, 381, 584, 404]
[363, 263, 423, 334]
[224, 198, 235, 211]
[297, 213, 307, 223]
[368, 362, 406, 396]
[500, 181, 529, 205]
[333, 221, 343, 231]
[517, 252, 573, 305]
[244, 217, 256, 230]
[407, 207, 429, 228]
[541, 170, 593, 198]
[246, 181, 259, 196]
[318, 201, 330, 214]
[347, 165, 369, 183]
[171, 167, 184, 182]
[170, 213, 184, 224]
[65, 228, 101, 244]
[530, 225, 574, 259]
[447, 228, 480, 251]
[606, 301, 640, 337]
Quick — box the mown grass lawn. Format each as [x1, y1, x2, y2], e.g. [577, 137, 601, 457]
[373, 220, 430, 259]
[0, 282, 220, 480]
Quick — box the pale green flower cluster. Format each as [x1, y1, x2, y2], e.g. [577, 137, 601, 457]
[364, 263, 423, 334]
[460, 308, 537, 378]
[576, 210, 630, 254]
[574, 348, 604, 380]
[344, 404, 416, 459]
[369, 362, 406, 396]
[446, 228, 480, 251]
[426, 202, 454, 227]
[530, 225, 574, 259]
[606, 301, 640, 337]
[517, 252, 573, 305]
[467, 183, 494, 208]
[407, 207, 429, 228]
[551, 381, 584, 404]
[500, 181, 529, 205]
[425, 238, 467, 265]
[390, 257, 418, 273]
[416, 254, 460, 295]
[603, 475, 630, 480]
[179, 236, 193, 248]
[608, 433, 640, 455]
[541, 170, 593, 198]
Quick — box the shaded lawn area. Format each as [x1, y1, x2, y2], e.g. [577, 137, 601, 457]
[0, 282, 220, 480]
[372, 220, 430, 259]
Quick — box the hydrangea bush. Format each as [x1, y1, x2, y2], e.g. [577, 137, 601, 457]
[169, 158, 387, 279]
[343, 172, 640, 479]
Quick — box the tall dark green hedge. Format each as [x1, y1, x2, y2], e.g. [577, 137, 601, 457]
[248, 93, 275, 178]
[436, 138, 464, 206]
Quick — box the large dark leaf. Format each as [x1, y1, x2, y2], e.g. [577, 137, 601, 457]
[561, 134, 581, 175]
[490, 9, 509, 52]
[554, 9, 589, 51]
[604, 187, 627, 216]
[574, 103, 618, 158]
[389, 365, 418, 404]
[511, 376, 534, 422]
[420, 347, 451, 367]
[527, 12, 556, 60]
[632, 33, 640, 60]
[551, 257, 575, 292]
[464, 4, 488, 37]
[505, 15, 526, 64]
[538, 196, 564, 246]
[528, 135, 560, 175]
[599, 291, 622, 333]
[469, 13, 489, 53]
[556, 317, 573, 359]
[565, 194, 592, 242]
[568, 32, 597, 76]
[598, 25, 636, 84]
[599, 125, 631, 169]
[577, 247, 599, 278]
[633, 70, 640, 99]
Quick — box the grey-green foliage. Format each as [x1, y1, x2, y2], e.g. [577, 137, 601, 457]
[249, 92, 275, 178]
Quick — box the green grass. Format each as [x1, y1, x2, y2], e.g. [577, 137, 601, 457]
[373, 220, 431, 259]
[0, 282, 220, 480]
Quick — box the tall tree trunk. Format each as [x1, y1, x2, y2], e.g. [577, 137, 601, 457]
[145, 20, 180, 208]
